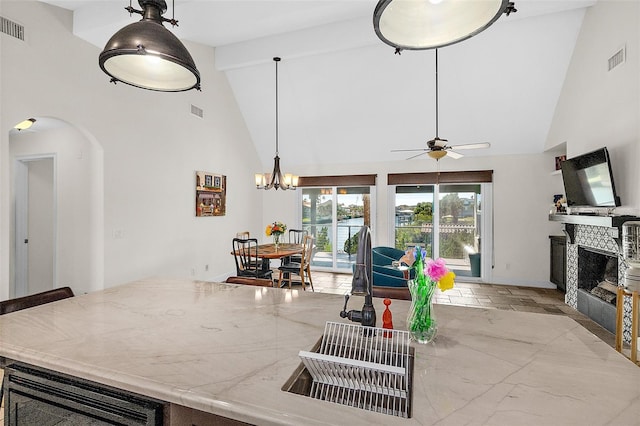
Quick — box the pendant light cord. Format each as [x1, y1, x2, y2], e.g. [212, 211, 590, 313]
[435, 48, 439, 139]
[275, 57, 280, 156]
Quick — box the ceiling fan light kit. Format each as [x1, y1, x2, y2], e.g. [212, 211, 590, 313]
[373, 0, 517, 50]
[427, 150, 447, 160]
[99, 0, 201, 92]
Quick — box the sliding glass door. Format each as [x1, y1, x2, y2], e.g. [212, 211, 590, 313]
[437, 184, 482, 277]
[394, 183, 487, 279]
[395, 185, 435, 257]
[302, 186, 372, 271]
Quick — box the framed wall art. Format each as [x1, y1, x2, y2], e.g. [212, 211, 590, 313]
[195, 171, 226, 217]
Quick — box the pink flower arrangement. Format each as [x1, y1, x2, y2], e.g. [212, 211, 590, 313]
[426, 258, 448, 282]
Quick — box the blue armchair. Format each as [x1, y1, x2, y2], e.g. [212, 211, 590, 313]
[372, 246, 414, 289]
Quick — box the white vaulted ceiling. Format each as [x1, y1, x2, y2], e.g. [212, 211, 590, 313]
[40, 0, 595, 169]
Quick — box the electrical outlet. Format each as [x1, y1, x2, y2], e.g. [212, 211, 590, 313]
[505, 263, 510, 270]
[205, 264, 209, 271]
[190, 268, 195, 276]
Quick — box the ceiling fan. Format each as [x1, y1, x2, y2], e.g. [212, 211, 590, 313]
[392, 49, 490, 161]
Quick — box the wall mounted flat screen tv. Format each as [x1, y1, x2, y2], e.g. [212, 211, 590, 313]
[561, 147, 621, 207]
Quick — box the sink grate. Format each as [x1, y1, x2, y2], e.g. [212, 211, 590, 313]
[298, 321, 412, 418]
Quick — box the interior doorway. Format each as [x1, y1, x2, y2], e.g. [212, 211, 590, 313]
[6, 116, 105, 299]
[14, 155, 56, 297]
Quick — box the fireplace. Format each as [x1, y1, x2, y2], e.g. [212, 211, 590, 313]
[577, 246, 618, 304]
[574, 246, 619, 333]
[550, 214, 639, 343]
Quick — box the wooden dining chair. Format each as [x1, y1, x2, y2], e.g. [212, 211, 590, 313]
[286, 229, 308, 264]
[232, 238, 273, 280]
[0, 286, 75, 407]
[277, 235, 314, 291]
[287, 229, 307, 244]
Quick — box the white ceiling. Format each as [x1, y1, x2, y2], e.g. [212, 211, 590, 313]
[41, 0, 596, 169]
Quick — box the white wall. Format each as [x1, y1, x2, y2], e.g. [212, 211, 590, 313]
[546, 0, 640, 215]
[0, 1, 263, 299]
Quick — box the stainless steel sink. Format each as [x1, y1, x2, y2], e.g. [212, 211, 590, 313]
[282, 322, 414, 418]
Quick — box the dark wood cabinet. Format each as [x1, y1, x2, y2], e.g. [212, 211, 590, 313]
[549, 235, 566, 292]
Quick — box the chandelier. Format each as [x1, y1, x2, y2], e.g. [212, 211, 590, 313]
[255, 57, 299, 190]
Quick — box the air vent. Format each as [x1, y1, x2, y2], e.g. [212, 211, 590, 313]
[608, 46, 625, 71]
[190, 104, 203, 118]
[1, 16, 24, 41]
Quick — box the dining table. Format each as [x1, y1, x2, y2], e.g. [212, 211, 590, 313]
[255, 242, 303, 260]
[232, 242, 305, 287]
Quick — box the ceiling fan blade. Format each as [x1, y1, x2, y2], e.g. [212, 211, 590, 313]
[406, 151, 428, 160]
[391, 148, 429, 153]
[447, 150, 464, 159]
[448, 142, 491, 150]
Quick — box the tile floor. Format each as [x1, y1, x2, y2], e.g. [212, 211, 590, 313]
[0, 273, 631, 425]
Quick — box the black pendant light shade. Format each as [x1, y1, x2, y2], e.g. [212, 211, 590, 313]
[373, 0, 516, 50]
[99, 0, 200, 92]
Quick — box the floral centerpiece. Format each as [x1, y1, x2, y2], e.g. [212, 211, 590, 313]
[265, 221, 287, 249]
[400, 246, 455, 343]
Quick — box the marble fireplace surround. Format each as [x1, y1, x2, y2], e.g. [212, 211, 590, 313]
[552, 214, 637, 343]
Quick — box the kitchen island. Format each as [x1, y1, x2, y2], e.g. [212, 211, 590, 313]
[1, 278, 639, 425]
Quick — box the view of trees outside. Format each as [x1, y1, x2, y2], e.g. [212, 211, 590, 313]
[302, 187, 370, 269]
[395, 185, 480, 264]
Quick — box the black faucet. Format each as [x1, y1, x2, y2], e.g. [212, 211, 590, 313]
[340, 226, 376, 327]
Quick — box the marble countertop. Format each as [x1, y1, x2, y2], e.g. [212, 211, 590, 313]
[1, 278, 639, 425]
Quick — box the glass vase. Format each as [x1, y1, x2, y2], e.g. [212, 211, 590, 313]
[407, 279, 438, 344]
[273, 234, 280, 250]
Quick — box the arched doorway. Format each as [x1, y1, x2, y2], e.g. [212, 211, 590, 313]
[9, 117, 104, 297]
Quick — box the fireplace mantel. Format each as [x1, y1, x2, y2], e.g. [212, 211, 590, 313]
[549, 214, 640, 244]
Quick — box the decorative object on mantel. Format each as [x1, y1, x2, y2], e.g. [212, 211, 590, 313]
[195, 171, 226, 216]
[401, 246, 455, 343]
[255, 57, 299, 190]
[555, 155, 566, 171]
[265, 221, 286, 250]
[553, 194, 566, 213]
[99, 0, 200, 92]
[373, 0, 517, 51]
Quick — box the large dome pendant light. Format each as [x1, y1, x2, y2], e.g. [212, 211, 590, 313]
[255, 57, 299, 191]
[99, 0, 200, 92]
[373, 0, 517, 51]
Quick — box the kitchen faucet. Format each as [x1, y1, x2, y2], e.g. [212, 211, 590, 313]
[340, 226, 376, 327]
